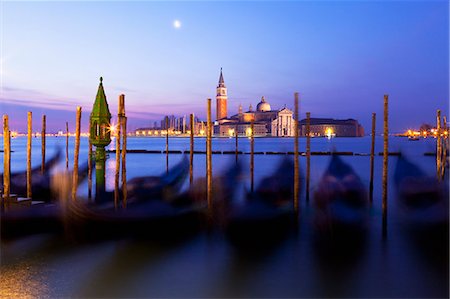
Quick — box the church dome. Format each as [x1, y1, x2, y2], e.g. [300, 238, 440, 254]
[256, 96, 271, 112]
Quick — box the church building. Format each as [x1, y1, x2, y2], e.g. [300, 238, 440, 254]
[213, 69, 295, 137]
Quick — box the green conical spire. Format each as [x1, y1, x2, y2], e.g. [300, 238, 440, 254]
[89, 77, 112, 202]
[91, 77, 111, 119]
[90, 76, 112, 148]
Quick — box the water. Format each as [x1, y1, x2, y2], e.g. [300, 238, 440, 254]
[1, 136, 448, 298]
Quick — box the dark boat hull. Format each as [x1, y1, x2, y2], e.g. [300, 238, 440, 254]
[394, 155, 449, 260]
[224, 157, 298, 250]
[313, 155, 369, 240]
[65, 200, 206, 242]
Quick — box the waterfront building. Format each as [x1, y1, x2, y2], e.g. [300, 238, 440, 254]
[135, 115, 203, 136]
[214, 70, 295, 137]
[299, 118, 364, 137]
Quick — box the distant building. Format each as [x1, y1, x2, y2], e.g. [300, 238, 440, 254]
[299, 118, 364, 137]
[135, 115, 204, 136]
[214, 69, 295, 137]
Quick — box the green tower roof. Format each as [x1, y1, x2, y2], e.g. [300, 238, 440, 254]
[91, 77, 111, 119]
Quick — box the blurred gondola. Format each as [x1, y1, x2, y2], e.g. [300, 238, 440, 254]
[1, 149, 62, 201]
[313, 154, 369, 260]
[225, 156, 297, 251]
[394, 155, 449, 260]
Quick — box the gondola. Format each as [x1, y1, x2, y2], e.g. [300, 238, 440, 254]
[1, 149, 62, 201]
[394, 154, 446, 212]
[64, 195, 205, 241]
[313, 155, 368, 238]
[124, 155, 190, 203]
[393, 155, 449, 256]
[63, 156, 203, 241]
[225, 156, 297, 249]
[1, 156, 198, 240]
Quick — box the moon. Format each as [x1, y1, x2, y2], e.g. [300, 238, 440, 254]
[173, 20, 181, 29]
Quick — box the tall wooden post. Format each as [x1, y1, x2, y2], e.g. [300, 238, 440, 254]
[442, 116, 448, 178]
[121, 117, 127, 208]
[165, 116, 169, 173]
[305, 112, 311, 202]
[382, 95, 389, 237]
[436, 110, 442, 181]
[72, 107, 81, 201]
[294, 92, 299, 212]
[250, 121, 255, 193]
[27, 112, 32, 198]
[87, 124, 92, 200]
[121, 111, 127, 209]
[114, 120, 122, 209]
[3, 115, 11, 201]
[41, 115, 46, 174]
[189, 113, 194, 186]
[369, 113, 376, 202]
[114, 94, 125, 209]
[65, 122, 69, 169]
[235, 123, 239, 164]
[206, 98, 213, 212]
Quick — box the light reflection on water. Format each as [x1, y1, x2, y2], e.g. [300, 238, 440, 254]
[0, 136, 448, 298]
[0, 262, 49, 298]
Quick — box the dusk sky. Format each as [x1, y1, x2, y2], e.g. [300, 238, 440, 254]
[0, 1, 448, 133]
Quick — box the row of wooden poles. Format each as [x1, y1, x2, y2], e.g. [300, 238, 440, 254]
[2, 94, 447, 227]
[2, 95, 129, 207]
[2, 109, 83, 203]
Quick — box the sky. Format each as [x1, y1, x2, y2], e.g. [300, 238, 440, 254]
[0, 0, 448, 133]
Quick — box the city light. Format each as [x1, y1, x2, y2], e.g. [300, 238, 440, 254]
[246, 127, 252, 137]
[108, 124, 118, 136]
[325, 127, 334, 139]
[228, 128, 235, 137]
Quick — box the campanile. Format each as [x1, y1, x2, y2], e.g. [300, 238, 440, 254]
[216, 68, 227, 120]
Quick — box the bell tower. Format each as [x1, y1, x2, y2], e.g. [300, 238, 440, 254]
[216, 68, 227, 120]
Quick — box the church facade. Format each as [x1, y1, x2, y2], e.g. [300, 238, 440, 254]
[213, 69, 295, 137]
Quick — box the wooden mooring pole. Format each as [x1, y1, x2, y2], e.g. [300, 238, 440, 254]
[189, 113, 194, 186]
[369, 113, 376, 202]
[121, 116, 128, 208]
[88, 123, 93, 201]
[121, 102, 127, 209]
[72, 107, 81, 201]
[294, 92, 299, 212]
[165, 116, 169, 174]
[436, 110, 442, 181]
[65, 122, 69, 169]
[27, 112, 32, 198]
[206, 98, 213, 212]
[235, 123, 239, 164]
[442, 116, 448, 178]
[250, 121, 255, 193]
[305, 112, 311, 202]
[3, 115, 11, 202]
[114, 98, 123, 209]
[41, 114, 46, 174]
[382, 95, 389, 238]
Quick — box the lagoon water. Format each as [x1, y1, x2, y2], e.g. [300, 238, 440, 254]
[1, 136, 448, 298]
